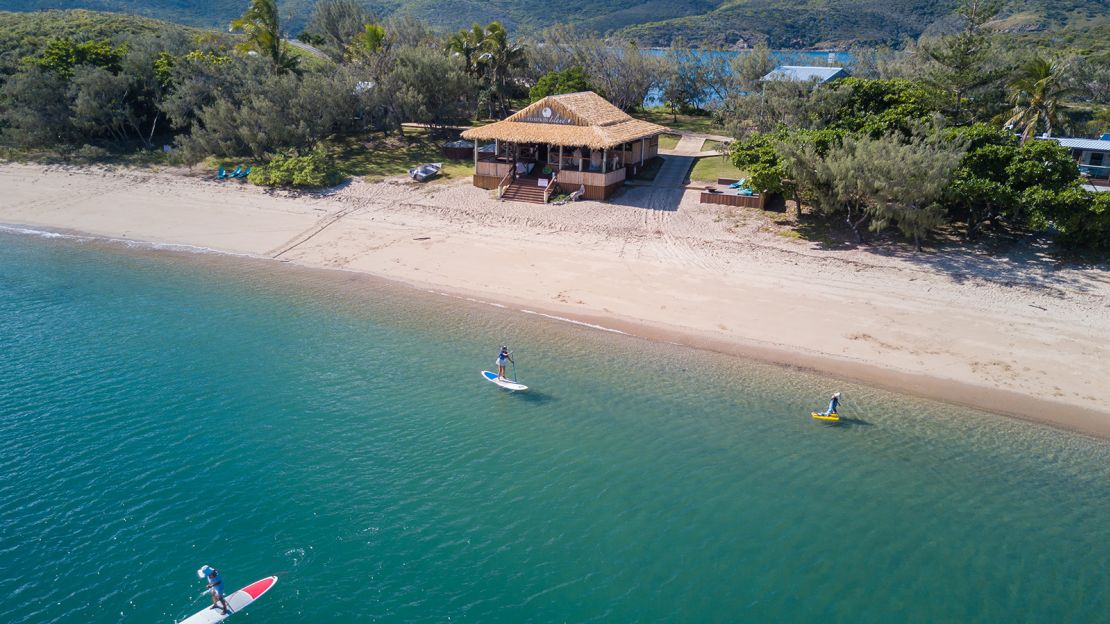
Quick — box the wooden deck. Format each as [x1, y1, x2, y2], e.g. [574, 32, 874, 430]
[700, 178, 766, 209]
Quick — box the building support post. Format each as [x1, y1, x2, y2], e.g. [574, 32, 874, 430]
[473, 140, 478, 166]
[602, 149, 607, 173]
[640, 138, 645, 165]
[558, 145, 563, 170]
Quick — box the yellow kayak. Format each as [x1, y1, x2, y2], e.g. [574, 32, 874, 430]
[811, 412, 841, 422]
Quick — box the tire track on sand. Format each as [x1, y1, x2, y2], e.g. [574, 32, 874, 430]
[265, 187, 384, 258]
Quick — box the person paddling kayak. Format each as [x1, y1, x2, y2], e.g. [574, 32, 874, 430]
[818, 392, 841, 416]
[199, 565, 231, 614]
[495, 346, 514, 380]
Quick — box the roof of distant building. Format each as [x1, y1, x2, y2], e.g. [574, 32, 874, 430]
[1048, 136, 1110, 151]
[761, 66, 848, 83]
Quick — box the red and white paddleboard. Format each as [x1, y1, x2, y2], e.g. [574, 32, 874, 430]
[177, 576, 278, 624]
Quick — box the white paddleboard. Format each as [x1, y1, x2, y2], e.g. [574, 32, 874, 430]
[178, 576, 277, 624]
[481, 370, 528, 391]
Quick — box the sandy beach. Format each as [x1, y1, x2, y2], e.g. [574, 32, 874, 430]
[2, 162, 1108, 437]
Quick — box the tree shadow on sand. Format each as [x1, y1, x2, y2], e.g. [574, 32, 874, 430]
[859, 232, 1109, 295]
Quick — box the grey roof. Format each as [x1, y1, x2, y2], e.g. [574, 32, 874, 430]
[1048, 137, 1110, 151]
[761, 66, 848, 83]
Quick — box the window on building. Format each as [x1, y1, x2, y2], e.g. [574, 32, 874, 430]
[1091, 152, 1105, 167]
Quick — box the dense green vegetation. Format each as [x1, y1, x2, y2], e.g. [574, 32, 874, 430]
[721, 1, 1110, 251]
[0, 3, 1106, 252]
[2, 0, 1106, 50]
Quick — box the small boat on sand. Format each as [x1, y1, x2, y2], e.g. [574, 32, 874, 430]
[409, 162, 443, 182]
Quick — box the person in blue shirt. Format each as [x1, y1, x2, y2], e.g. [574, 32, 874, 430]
[819, 392, 841, 416]
[200, 565, 230, 614]
[495, 346, 514, 380]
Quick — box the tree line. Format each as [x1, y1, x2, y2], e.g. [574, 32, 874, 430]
[718, 1, 1110, 251]
[0, 2, 664, 159]
[0, 1, 1107, 250]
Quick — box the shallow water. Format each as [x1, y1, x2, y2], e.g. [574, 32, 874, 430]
[1, 231, 1107, 623]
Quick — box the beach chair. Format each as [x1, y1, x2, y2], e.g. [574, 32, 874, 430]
[568, 184, 585, 202]
[237, 166, 251, 179]
[217, 166, 226, 180]
[230, 166, 243, 178]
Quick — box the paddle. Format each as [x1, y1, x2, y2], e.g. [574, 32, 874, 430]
[511, 354, 519, 383]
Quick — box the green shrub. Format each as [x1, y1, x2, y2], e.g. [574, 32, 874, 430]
[247, 149, 343, 188]
[529, 66, 593, 102]
[1028, 186, 1110, 250]
[73, 144, 111, 160]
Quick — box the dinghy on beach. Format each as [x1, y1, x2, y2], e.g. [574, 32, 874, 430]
[409, 162, 443, 182]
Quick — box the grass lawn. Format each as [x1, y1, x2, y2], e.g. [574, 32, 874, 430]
[690, 155, 746, 184]
[633, 107, 725, 135]
[703, 139, 730, 154]
[331, 128, 472, 183]
[658, 134, 680, 150]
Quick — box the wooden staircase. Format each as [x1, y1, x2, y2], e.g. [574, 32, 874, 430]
[500, 178, 547, 204]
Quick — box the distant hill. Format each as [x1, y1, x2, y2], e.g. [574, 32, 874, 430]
[0, 0, 1106, 49]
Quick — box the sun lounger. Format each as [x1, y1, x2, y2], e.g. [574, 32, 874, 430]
[237, 166, 251, 178]
[230, 166, 243, 178]
[217, 166, 226, 180]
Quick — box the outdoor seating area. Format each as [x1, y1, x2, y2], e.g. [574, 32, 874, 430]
[700, 178, 767, 209]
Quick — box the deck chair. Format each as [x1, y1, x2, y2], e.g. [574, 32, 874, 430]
[568, 184, 585, 202]
[217, 166, 226, 179]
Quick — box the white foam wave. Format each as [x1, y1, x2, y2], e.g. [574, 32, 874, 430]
[0, 224, 254, 257]
[519, 310, 627, 334]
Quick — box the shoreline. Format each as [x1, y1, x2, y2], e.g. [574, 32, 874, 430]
[411, 280, 1110, 440]
[2, 163, 1108, 439]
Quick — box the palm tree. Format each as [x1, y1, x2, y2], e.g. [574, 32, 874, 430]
[230, 0, 299, 74]
[1005, 56, 1076, 142]
[477, 22, 525, 118]
[446, 23, 486, 78]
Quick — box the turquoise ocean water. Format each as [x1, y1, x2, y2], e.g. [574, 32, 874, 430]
[1, 230, 1108, 623]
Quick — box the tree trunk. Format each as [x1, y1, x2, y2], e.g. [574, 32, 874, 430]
[847, 207, 867, 244]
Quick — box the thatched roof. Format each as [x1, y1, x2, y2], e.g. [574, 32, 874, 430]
[462, 92, 668, 150]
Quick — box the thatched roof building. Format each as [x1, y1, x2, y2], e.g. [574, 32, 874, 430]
[462, 91, 667, 150]
[461, 91, 668, 202]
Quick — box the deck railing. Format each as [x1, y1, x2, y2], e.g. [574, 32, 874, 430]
[1080, 164, 1110, 186]
[543, 172, 558, 203]
[496, 167, 515, 200]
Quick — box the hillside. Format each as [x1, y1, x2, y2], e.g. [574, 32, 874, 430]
[0, 9, 205, 74]
[618, 0, 955, 48]
[0, 0, 1105, 49]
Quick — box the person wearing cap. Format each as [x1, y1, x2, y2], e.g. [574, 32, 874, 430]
[200, 565, 230, 614]
[495, 346, 513, 380]
[819, 392, 841, 416]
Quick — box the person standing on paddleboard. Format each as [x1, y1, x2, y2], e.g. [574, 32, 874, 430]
[496, 346, 514, 380]
[200, 565, 230, 614]
[819, 392, 841, 416]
